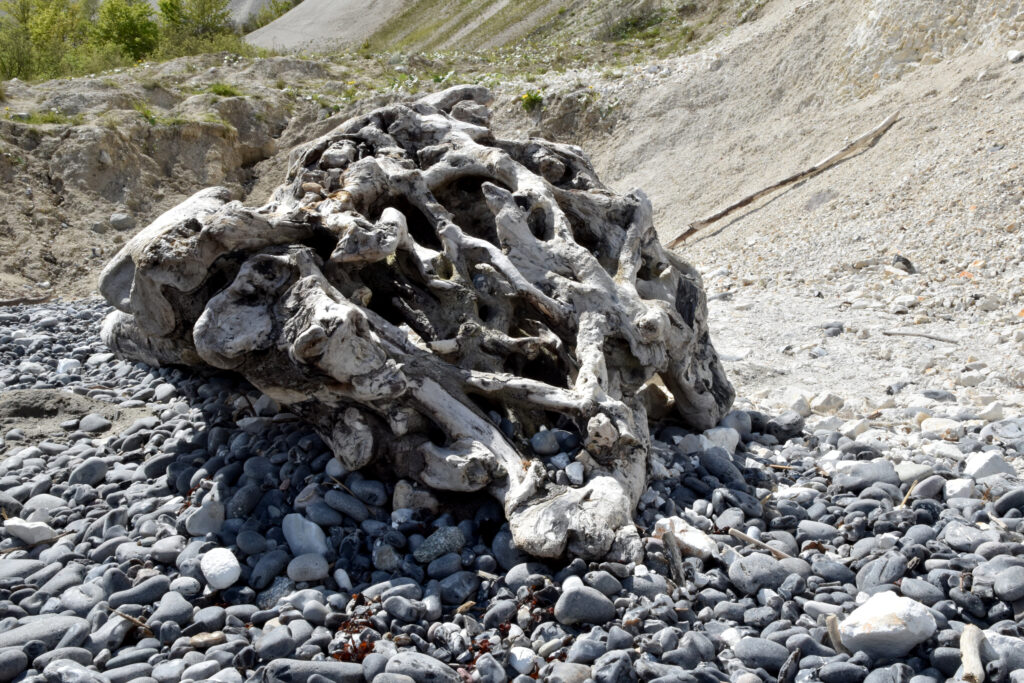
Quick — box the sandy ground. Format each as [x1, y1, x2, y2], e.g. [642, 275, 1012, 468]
[245, 0, 408, 51]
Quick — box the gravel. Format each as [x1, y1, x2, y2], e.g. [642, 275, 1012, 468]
[1, 299, 1023, 681]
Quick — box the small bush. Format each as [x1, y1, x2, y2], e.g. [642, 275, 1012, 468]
[207, 82, 241, 96]
[9, 109, 83, 125]
[520, 89, 543, 113]
[158, 0, 232, 39]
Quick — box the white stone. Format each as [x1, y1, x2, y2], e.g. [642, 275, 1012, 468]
[333, 567, 353, 592]
[840, 419, 870, 439]
[895, 462, 934, 484]
[957, 371, 985, 387]
[565, 461, 585, 486]
[839, 591, 936, 658]
[282, 513, 328, 556]
[3, 517, 58, 545]
[702, 427, 740, 454]
[200, 548, 240, 590]
[920, 417, 963, 439]
[976, 402, 1004, 422]
[964, 451, 1014, 479]
[922, 441, 964, 461]
[1009, 49, 1024, 63]
[944, 478, 976, 499]
[509, 646, 539, 675]
[811, 392, 845, 415]
[56, 358, 81, 374]
[653, 516, 718, 560]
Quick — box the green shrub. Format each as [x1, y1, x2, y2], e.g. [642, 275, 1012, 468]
[520, 89, 543, 113]
[158, 0, 232, 39]
[242, 0, 302, 33]
[95, 0, 160, 61]
[206, 81, 242, 96]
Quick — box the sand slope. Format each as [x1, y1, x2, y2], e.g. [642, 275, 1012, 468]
[245, 0, 407, 52]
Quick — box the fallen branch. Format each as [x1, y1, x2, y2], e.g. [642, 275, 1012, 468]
[826, 614, 850, 655]
[897, 478, 920, 509]
[881, 329, 958, 344]
[727, 527, 792, 560]
[960, 623, 985, 683]
[668, 112, 900, 247]
[0, 295, 53, 307]
[662, 530, 688, 586]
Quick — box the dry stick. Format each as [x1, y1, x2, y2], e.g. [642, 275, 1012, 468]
[0, 295, 53, 307]
[668, 111, 900, 248]
[826, 614, 850, 655]
[662, 531, 688, 587]
[897, 478, 920, 509]
[881, 329, 959, 344]
[728, 527, 792, 560]
[961, 623, 986, 683]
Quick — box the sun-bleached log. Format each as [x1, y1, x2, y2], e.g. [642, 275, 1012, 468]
[99, 85, 733, 559]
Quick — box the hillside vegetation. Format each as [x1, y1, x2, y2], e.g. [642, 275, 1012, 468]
[0, 0, 259, 82]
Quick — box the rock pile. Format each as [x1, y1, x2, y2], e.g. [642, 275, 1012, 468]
[2, 300, 1024, 682]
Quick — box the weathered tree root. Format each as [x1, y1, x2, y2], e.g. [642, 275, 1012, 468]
[99, 85, 734, 560]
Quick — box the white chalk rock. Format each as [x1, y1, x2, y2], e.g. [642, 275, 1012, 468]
[3, 517, 59, 545]
[200, 548, 241, 590]
[653, 516, 718, 560]
[810, 392, 845, 415]
[509, 646, 539, 675]
[944, 478, 976, 499]
[920, 417, 963, 439]
[964, 451, 1014, 480]
[839, 591, 936, 658]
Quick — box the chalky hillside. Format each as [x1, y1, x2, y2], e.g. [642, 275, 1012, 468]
[1, 1, 1024, 683]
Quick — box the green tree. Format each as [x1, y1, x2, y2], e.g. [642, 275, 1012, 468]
[158, 0, 232, 38]
[95, 0, 159, 60]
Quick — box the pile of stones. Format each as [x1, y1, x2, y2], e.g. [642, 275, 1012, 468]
[2, 300, 1024, 683]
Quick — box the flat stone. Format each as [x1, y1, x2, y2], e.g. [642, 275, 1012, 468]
[260, 659, 363, 682]
[413, 527, 466, 564]
[0, 616, 89, 649]
[287, 554, 329, 583]
[994, 566, 1024, 602]
[385, 651, 461, 682]
[728, 552, 789, 593]
[282, 514, 327, 556]
[734, 637, 789, 673]
[78, 413, 111, 433]
[68, 458, 107, 486]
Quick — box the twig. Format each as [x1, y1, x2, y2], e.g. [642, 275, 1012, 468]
[897, 479, 920, 509]
[826, 614, 850, 654]
[728, 528, 792, 560]
[0, 295, 53, 307]
[0, 530, 73, 555]
[110, 608, 154, 637]
[662, 531, 688, 586]
[960, 623, 985, 683]
[881, 329, 958, 344]
[668, 112, 900, 247]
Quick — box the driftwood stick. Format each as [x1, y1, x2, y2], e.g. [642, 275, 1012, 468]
[0, 295, 53, 307]
[826, 614, 850, 654]
[662, 530, 688, 586]
[0, 530, 74, 555]
[728, 527, 792, 560]
[668, 111, 900, 247]
[881, 329, 958, 344]
[961, 623, 985, 683]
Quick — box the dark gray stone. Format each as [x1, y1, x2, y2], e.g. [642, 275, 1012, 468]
[554, 586, 616, 625]
[385, 651, 461, 682]
[728, 552, 789, 593]
[734, 637, 789, 673]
